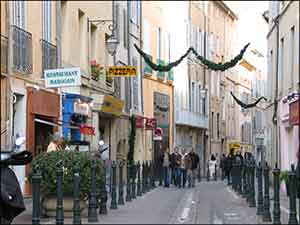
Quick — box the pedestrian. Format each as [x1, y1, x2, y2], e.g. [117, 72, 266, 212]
[170, 148, 177, 186]
[220, 153, 226, 180]
[180, 149, 188, 188]
[47, 133, 65, 153]
[174, 148, 182, 187]
[296, 147, 300, 197]
[161, 148, 171, 188]
[185, 151, 193, 188]
[209, 154, 217, 179]
[225, 149, 234, 185]
[188, 149, 200, 187]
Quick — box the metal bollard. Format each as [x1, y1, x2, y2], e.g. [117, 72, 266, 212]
[198, 164, 201, 182]
[151, 161, 156, 188]
[246, 162, 251, 203]
[88, 159, 98, 222]
[272, 163, 281, 224]
[110, 161, 118, 209]
[132, 163, 137, 199]
[256, 162, 264, 216]
[141, 162, 146, 194]
[232, 161, 237, 192]
[144, 161, 149, 192]
[126, 162, 132, 202]
[99, 163, 108, 214]
[137, 161, 142, 196]
[237, 161, 242, 195]
[214, 164, 217, 181]
[73, 163, 81, 225]
[249, 160, 256, 207]
[148, 161, 152, 190]
[159, 163, 163, 186]
[242, 164, 247, 198]
[262, 162, 272, 222]
[288, 164, 298, 225]
[56, 160, 64, 225]
[118, 160, 125, 205]
[32, 164, 41, 225]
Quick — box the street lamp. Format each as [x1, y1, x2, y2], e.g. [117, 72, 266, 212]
[105, 35, 119, 56]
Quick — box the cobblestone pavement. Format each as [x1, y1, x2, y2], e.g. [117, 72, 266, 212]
[12, 180, 296, 224]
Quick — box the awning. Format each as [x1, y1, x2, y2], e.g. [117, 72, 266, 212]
[34, 118, 79, 129]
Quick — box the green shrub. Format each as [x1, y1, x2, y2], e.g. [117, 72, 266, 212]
[30, 150, 104, 199]
[279, 171, 289, 184]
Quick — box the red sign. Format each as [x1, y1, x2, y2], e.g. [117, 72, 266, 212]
[80, 125, 95, 135]
[289, 99, 300, 126]
[135, 116, 144, 128]
[145, 118, 156, 130]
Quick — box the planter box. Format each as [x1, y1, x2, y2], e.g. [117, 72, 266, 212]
[41, 194, 87, 218]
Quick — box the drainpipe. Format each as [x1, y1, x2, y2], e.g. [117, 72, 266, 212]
[6, 1, 12, 150]
[139, 2, 144, 114]
[127, 1, 131, 112]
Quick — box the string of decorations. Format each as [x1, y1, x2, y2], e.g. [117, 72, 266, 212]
[134, 43, 250, 72]
[127, 115, 136, 166]
[230, 91, 267, 109]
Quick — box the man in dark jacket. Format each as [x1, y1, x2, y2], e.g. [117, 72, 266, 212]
[225, 149, 235, 185]
[220, 154, 226, 180]
[170, 149, 177, 186]
[188, 149, 200, 187]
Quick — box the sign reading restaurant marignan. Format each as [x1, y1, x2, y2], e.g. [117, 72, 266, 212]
[44, 67, 81, 88]
[108, 66, 137, 77]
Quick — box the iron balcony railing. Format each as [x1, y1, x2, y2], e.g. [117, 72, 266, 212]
[1, 35, 8, 74]
[42, 39, 57, 75]
[12, 25, 32, 74]
[175, 109, 209, 129]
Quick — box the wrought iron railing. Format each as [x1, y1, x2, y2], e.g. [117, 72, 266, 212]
[42, 39, 57, 75]
[1, 35, 8, 74]
[12, 25, 32, 74]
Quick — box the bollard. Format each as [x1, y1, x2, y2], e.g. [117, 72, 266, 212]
[207, 163, 210, 181]
[144, 161, 149, 192]
[242, 163, 247, 198]
[232, 161, 237, 192]
[88, 159, 98, 222]
[262, 162, 272, 222]
[151, 161, 156, 188]
[159, 163, 163, 186]
[198, 164, 201, 182]
[118, 160, 125, 205]
[249, 160, 256, 207]
[256, 162, 264, 216]
[246, 162, 251, 203]
[148, 161, 153, 190]
[132, 163, 137, 199]
[272, 163, 281, 224]
[236, 161, 242, 195]
[126, 162, 132, 202]
[32, 164, 41, 225]
[137, 161, 142, 196]
[288, 164, 298, 225]
[56, 160, 64, 225]
[110, 161, 118, 209]
[214, 164, 217, 181]
[73, 163, 81, 225]
[99, 163, 108, 214]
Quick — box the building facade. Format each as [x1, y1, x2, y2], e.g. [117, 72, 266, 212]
[266, 1, 300, 171]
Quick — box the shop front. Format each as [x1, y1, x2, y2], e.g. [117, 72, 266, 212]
[25, 87, 60, 196]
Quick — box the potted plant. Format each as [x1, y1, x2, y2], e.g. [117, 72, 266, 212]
[90, 60, 105, 81]
[30, 150, 104, 218]
[280, 171, 289, 196]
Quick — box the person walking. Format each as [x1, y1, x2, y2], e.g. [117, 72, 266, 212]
[180, 149, 188, 188]
[185, 151, 193, 188]
[174, 148, 182, 188]
[170, 149, 177, 186]
[188, 149, 200, 187]
[225, 149, 234, 185]
[220, 154, 226, 180]
[161, 148, 171, 188]
[209, 154, 217, 179]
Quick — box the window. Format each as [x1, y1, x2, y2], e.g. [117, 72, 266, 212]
[216, 72, 220, 98]
[217, 113, 220, 139]
[156, 27, 162, 60]
[268, 50, 273, 98]
[132, 58, 139, 109]
[198, 85, 202, 113]
[191, 82, 195, 112]
[131, 1, 140, 25]
[168, 33, 171, 63]
[13, 1, 25, 28]
[90, 25, 97, 59]
[279, 37, 284, 93]
[78, 10, 86, 70]
[42, 1, 52, 42]
[289, 26, 294, 87]
[123, 9, 128, 48]
[143, 19, 151, 54]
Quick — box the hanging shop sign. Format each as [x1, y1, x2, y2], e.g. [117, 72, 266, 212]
[101, 95, 124, 117]
[145, 118, 157, 130]
[79, 125, 95, 136]
[74, 101, 90, 116]
[44, 67, 81, 88]
[289, 99, 300, 126]
[135, 116, 145, 128]
[108, 66, 137, 77]
[153, 127, 163, 141]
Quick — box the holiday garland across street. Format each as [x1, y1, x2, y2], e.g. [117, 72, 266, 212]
[230, 91, 267, 109]
[134, 42, 250, 72]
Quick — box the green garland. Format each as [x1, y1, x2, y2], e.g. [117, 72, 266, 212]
[134, 43, 250, 72]
[230, 91, 267, 109]
[127, 115, 136, 166]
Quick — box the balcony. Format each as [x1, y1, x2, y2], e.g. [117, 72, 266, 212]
[42, 39, 57, 74]
[143, 53, 153, 76]
[1, 35, 8, 74]
[175, 109, 209, 129]
[156, 59, 165, 80]
[12, 25, 32, 74]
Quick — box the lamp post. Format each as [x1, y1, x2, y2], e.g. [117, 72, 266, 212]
[200, 88, 207, 176]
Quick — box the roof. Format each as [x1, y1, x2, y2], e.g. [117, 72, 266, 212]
[216, 1, 239, 20]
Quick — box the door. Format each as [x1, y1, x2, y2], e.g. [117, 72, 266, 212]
[35, 116, 54, 155]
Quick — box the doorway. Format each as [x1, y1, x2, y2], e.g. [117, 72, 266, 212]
[34, 116, 54, 155]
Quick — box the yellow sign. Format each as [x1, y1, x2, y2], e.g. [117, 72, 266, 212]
[108, 66, 137, 77]
[101, 95, 124, 117]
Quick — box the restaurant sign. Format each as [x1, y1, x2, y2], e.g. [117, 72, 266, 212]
[108, 66, 137, 77]
[289, 99, 300, 126]
[44, 67, 81, 88]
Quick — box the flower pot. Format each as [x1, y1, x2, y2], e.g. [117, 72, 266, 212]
[41, 194, 87, 218]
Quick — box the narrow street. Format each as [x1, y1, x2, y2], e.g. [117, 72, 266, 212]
[13, 181, 263, 224]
